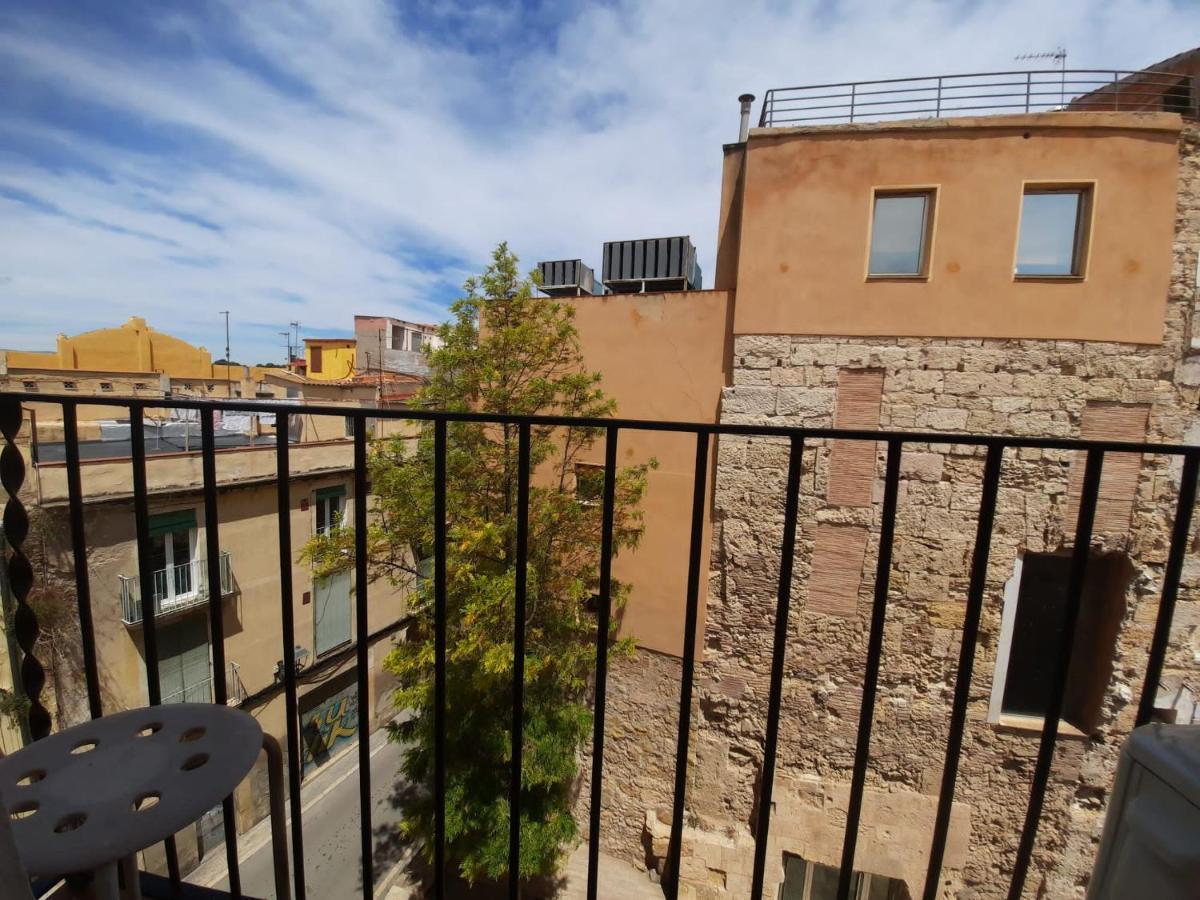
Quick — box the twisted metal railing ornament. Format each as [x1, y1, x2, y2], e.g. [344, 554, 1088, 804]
[0, 396, 51, 740]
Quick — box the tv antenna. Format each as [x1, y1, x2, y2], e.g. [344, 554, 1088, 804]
[1016, 47, 1068, 108]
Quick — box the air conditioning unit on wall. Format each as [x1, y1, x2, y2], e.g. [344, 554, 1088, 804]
[1087, 723, 1200, 898]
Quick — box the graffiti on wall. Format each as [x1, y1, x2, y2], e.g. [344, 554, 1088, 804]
[300, 675, 358, 775]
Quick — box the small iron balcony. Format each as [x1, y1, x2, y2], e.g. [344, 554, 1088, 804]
[119, 551, 233, 626]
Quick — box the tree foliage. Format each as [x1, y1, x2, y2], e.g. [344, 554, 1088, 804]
[303, 243, 652, 883]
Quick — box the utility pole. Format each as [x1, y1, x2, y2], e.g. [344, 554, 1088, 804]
[377, 329, 384, 401]
[220, 310, 231, 397]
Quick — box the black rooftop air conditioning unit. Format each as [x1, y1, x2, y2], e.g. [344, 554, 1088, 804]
[537, 259, 596, 297]
[601, 236, 702, 293]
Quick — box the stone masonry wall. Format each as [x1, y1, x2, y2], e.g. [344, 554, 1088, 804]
[631, 126, 1200, 900]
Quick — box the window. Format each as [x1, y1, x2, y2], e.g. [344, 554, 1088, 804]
[100, 382, 114, 392]
[22, 381, 38, 392]
[990, 551, 1132, 733]
[779, 855, 908, 900]
[315, 485, 346, 536]
[63, 381, 77, 391]
[147, 510, 199, 610]
[157, 617, 212, 704]
[1015, 187, 1091, 277]
[867, 190, 934, 277]
[574, 464, 605, 506]
[133, 382, 148, 391]
[313, 571, 352, 656]
[344, 417, 377, 438]
[410, 331, 424, 352]
[310, 345, 324, 374]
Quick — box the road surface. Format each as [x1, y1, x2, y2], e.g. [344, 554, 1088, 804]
[204, 729, 410, 900]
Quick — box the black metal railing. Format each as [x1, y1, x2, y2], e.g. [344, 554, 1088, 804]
[758, 69, 1198, 127]
[2, 391, 1198, 900]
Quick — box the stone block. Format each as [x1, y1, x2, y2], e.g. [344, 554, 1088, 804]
[721, 386, 776, 416]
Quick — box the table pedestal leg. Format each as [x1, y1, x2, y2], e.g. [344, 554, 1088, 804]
[118, 855, 142, 900]
[65, 863, 119, 900]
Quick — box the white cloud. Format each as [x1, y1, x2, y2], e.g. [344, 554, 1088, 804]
[0, 0, 1194, 362]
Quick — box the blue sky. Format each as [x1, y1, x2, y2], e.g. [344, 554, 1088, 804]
[1, 0, 1196, 364]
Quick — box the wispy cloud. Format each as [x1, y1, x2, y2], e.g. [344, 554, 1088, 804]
[1, 0, 1194, 363]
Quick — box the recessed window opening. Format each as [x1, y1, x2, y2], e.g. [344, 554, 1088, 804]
[1015, 187, 1091, 277]
[991, 550, 1131, 733]
[868, 190, 934, 277]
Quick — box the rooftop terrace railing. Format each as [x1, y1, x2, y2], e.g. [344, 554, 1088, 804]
[1, 391, 1198, 900]
[758, 69, 1198, 127]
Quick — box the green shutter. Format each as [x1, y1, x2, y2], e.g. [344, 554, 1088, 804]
[149, 509, 197, 537]
[313, 571, 352, 656]
[315, 485, 347, 501]
[157, 617, 211, 704]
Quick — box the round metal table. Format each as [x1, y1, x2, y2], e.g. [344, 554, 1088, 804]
[0, 704, 262, 899]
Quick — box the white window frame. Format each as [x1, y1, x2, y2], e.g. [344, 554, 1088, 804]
[154, 527, 199, 605]
[315, 491, 347, 536]
[987, 555, 1025, 724]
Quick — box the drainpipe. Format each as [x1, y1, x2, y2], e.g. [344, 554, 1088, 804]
[738, 93, 756, 142]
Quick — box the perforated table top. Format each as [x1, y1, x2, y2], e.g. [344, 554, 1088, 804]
[0, 704, 262, 878]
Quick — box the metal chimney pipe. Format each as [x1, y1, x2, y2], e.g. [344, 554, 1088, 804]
[738, 93, 756, 142]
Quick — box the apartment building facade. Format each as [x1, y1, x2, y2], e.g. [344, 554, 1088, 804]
[1, 320, 415, 875]
[354, 314, 442, 378]
[559, 61, 1200, 899]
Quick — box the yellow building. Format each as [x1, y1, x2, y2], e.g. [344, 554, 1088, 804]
[303, 337, 357, 381]
[4, 316, 243, 384]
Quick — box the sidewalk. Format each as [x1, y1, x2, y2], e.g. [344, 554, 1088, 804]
[382, 842, 664, 899]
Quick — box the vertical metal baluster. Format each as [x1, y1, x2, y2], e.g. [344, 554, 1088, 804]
[201, 410, 241, 898]
[354, 414, 374, 898]
[664, 431, 710, 900]
[837, 438, 902, 900]
[131, 404, 182, 893]
[62, 402, 102, 720]
[849, 83, 857, 122]
[749, 434, 806, 898]
[276, 414, 307, 900]
[508, 423, 531, 898]
[1135, 450, 1199, 726]
[922, 444, 1003, 900]
[0, 396, 50, 740]
[586, 426, 620, 900]
[1006, 449, 1104, 900]
[1025, 72, 1032, 113]
[433, 419, 447, 900]
[935, 76, 943, 117]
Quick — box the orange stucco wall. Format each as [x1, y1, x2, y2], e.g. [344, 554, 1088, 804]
[732, 112, 1182, 343]
[568, 291, 731, 656]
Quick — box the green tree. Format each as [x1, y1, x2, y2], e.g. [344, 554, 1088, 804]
[304, 243, 652, 884]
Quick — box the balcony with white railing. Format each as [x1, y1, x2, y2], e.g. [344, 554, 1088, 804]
[118, 551, 233, 626]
